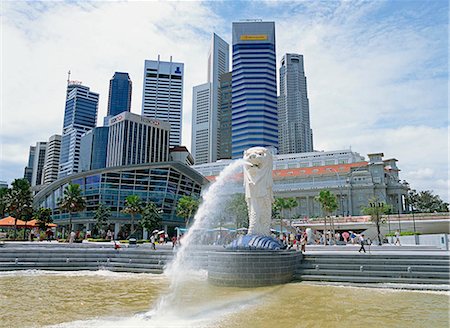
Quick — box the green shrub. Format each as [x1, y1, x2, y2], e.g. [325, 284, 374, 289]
[385, 231, 421, 237]
[87, 238, 111, 242]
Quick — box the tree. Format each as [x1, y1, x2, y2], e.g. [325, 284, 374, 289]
[94, 203, 111, 235]
[6, 179, 33, 239]
[362, 198, 391, 245]
[34, 207, 53, 230]
[406, 189, 449, 213]
[122, 195, 143, 236]
[0, 187, 9, 218]
[176, 195, 200, 227]
[285, 197, 299, 228]
[273, 197, 298, 235]
[140, 202, 163, 237]
[58, 183, 86, 237]
[228, 194, 249, 230]
[315, 190, 338, 245]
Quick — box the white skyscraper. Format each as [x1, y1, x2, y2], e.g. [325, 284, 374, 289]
[191, 33, 229, 164]
[191, 83, 212, 164]
[31, 141, 47, 187]
[278, 53, 313, 154]
[106, 112, 171, 167]
[141, 57, 184, 147]
[43, 134, 61, 185]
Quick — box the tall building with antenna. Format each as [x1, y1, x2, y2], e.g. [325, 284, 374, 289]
[59, 73, 99, 178]
[192, 33, 230, 164]
[141, 56, 184, 147]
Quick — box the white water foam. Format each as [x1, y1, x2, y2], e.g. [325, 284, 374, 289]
[148, 159, 246, 320]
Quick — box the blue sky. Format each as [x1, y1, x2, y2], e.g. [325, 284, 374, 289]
[1, 0, 448, 201]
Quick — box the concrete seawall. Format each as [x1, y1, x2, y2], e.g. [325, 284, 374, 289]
[1, 243, 448, 290]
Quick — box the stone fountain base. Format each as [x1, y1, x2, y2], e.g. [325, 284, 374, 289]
[207, 249, 302, 287]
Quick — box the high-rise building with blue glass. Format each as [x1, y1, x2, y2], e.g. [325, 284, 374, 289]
[80, 127, 109, 171]
[231, 21, 278, 158]
[59, 83, 99, 178]
[107, 72, 132, 117]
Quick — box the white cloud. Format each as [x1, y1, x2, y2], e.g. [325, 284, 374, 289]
[1, 1, 220, 180]
[1, 1, 448, 203]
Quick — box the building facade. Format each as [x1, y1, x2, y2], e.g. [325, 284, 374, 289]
[80, 127, 109, 171]
[23, 146, 36, 184]
[193, 150, 409, 217]
[106, 112, 170, 167]
[231, 21, 278, 158]
[278, 54, 313, 154]
[59, 83, 99, 178]
[208, 33, 230, 162]
[191, 33, 230, 164]
[107, 72, 132, 117]
[141, 57, 184, 147]
[34, 162, 207, 236]
[31, 142, 47, 187]
[218, 72, 232, 159]
[191, 83, 212, 164]
[43, 134, 61, 185]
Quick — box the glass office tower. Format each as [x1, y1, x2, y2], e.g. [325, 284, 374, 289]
[231, 21, 278, 158]
[107, 72, 132, 117]
[59, 83, 99, 178]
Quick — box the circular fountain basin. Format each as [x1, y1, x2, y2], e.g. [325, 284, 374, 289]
[207, 249, 302, 287]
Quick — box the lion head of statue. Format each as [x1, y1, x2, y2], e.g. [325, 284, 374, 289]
[243, 146, 272, 171]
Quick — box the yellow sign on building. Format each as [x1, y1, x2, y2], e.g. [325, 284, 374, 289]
[240, 34, 268, 41]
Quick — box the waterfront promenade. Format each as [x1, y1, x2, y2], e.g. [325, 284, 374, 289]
[1, 241, 448, 291]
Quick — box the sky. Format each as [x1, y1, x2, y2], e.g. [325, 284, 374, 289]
[1, 0, 448, 201]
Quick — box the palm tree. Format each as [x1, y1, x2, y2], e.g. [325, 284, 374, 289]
[58, 183, 86, 237]
[6, 179, 33, 239]
[34, 207, 53, 230]
[315, 190, 338, 245]
[122, 195, 143, 237]
[176, 195, 199, 227]
[273, 198, 288, 235]
[285, 198, 299, 228]
[140, 202, 163, 238]
[273, 198, 299, 235]
[94, 203, 111, 236]
[362, 198, 391, 245]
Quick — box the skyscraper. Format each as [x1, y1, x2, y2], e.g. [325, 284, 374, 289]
[31, 141, 47, 187]
[191, 83, 212, 164]
[23, 146, 36, 184]
[43, 134, 61, 185]
[231, 21, 278, 158]
[218, 72, 232, 159]
[80, 127, 109, 171]
[59, 83, 99, 178]
[107, 72, 132, 117]
[106, 112, 170, 167]
[141, 57, 183, 147]
[191, 34, 230, 164]
[278, 54, 313, 154]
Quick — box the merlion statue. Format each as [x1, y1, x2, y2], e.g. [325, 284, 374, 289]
[243, 146, 273, 236]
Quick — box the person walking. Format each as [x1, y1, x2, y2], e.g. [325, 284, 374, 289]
[150, 234, 156, 250]
[358, 234, 366, 253]
[395, 230, 401, 246]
